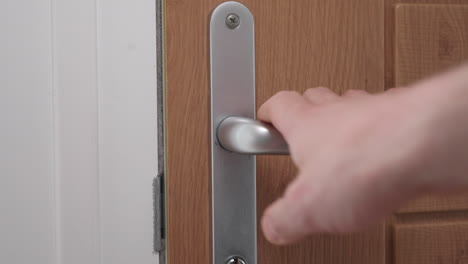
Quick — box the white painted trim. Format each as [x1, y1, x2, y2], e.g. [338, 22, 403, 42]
[97, 0, 158, 262]
[2, 0, 159, 262]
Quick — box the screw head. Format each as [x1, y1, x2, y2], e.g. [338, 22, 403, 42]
[225, 13, 240, 29]
[226, 256, 247, 264]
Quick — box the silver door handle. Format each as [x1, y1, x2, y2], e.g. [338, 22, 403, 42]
[217, 116, 289, 155]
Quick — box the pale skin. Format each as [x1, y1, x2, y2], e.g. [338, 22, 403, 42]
[258, 64, 468, 245]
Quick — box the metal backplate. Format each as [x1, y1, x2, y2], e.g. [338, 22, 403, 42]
[210, 2, 256, 264]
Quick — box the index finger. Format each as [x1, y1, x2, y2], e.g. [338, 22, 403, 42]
[257, 91, 311, 138]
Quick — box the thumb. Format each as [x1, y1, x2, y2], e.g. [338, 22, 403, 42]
[261, 176, 318, 245]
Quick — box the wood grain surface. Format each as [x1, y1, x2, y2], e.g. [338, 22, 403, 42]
[166, 0, 468, 263]
[387, 2, 468, 264]
[399, 194, 468, 213]
[384, 0, 467, 89]
[393, 222, 468, 263]
[394, 3, 468, 214]
[166, 0, 384, 263]
[395, 4, 468, 86]
[253, 1, 385, 262]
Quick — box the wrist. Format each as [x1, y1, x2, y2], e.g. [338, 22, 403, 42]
[400, 64, 468, 193]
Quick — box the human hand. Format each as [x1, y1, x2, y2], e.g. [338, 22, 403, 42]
[258, 65, 468, 245]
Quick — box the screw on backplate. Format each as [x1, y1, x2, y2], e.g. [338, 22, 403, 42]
[225, 13, 240, 29]
[226, 256, 247, 264]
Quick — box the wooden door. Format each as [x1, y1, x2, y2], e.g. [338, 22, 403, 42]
[164, 0, 468, 263]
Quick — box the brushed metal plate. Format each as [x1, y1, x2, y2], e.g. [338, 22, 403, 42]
[210, 2, 256, 264]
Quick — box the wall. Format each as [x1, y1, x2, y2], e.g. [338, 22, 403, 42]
[1, 0, 159, 263]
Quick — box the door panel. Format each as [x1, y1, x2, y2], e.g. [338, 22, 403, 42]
[399, 194, 468, 213]
[388, 1, 468, 264]
[166, 0, 384, 263]
[393, 3, 468, 213]
[394, 221, 468, 264]
[395, 4, 468, 86]
[165, 0, 468, 263]
[254, 0, 385, 262]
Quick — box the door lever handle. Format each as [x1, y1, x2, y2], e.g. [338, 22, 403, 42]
[217, 116, 290, 155]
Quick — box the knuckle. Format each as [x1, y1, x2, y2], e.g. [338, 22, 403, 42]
[271, 90, 306, 117]
[314, 86, 331, 92]
[284, 181, 312, 206]
[274, 90, 300, 98]
[386, 87, 404, 94]
[344, 89, 367, 96]
[304, 86, 330, 95]
[269, 91, 301, 108]
[284, 183, 323, 233]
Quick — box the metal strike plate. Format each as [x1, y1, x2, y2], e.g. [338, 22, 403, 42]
[210, 2, 256, 264]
